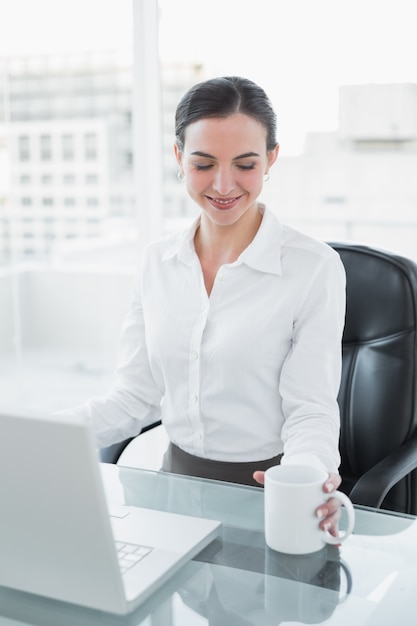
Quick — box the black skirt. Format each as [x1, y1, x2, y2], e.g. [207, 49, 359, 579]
[161, 442, 283, 488]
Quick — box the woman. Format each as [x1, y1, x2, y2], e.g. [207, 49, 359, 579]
[81, 77, 345, 533]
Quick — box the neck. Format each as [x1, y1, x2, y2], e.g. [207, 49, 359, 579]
[195, 204, 263, 265]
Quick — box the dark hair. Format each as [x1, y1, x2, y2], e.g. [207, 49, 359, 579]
[175, 76, 278, 152]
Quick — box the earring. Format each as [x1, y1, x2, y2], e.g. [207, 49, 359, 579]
[177, 171, 185, 182]
[263, 173, 270, 182]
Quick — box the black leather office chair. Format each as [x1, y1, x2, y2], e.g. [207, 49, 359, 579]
[329, 242, 417, 515]
[100, 243, 417, 515]
[99, 421, 161, 464]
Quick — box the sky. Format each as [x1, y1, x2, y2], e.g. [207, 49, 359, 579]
[1, 0, 417, 154]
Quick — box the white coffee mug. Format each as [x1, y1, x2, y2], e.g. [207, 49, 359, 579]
[264, 464, 355, 555]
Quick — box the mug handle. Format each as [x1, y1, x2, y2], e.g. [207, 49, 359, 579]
[338, 560, 353, 604]
[322, 490, 355, 545]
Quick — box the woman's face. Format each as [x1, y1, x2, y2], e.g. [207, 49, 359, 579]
[174, 113, 279, 228]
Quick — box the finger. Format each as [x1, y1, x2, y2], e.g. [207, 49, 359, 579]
[253, 470, 265, 485]
[323, 472, 341, 493]
[319, 509, 342, 538]
[325, 496, 343, 515]
[323, 522, 340, 539]
[316, 496, 342, 520]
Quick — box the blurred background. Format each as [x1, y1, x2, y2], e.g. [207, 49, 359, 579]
[1, 0, 416, 414]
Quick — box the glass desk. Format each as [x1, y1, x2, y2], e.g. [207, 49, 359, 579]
[1, 463, 417, 626]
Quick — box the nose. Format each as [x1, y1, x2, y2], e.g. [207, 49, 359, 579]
[212, 166, 236, 195]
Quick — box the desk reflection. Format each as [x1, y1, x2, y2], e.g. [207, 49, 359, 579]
[184, 533, 351, 625]
[118, 466, 351, 625]
[0, 549, 350, 626]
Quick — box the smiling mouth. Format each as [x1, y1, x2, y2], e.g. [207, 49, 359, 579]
[206, 195, 242, 210]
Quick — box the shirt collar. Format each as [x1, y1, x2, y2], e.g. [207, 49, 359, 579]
[239, 205, 282, 276]
[162, 206, 282, 276]
[161, 214, 201, 265]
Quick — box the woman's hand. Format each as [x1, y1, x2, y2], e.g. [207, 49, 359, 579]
[253, 470, 342, 538]
[315, 472, 342, 538]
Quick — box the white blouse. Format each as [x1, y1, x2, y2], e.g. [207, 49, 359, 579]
[83, 206, 346, 473]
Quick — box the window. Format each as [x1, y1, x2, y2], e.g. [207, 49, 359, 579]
[62, 134, 74, 160]
[3, 0, 416, 422]
[123, 151, 133, 169]
[40, 134, 52, 160]
[1, 0, 135, 416]
[18, 135, 30, 161]
[84, 133, 97, 160]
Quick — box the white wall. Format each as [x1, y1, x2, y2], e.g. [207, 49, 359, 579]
[0, 266, 135, 412]
[1, 267, 134, 366]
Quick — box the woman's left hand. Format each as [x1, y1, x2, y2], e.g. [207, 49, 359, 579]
[315, 472, 342, 538]
[253, 470, 342, 538]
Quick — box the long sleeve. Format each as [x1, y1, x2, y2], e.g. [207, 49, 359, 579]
[279, 252, 346, 473]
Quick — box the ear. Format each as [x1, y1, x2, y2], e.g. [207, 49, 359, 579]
[174, 143, 183, 167]
[267, 144, 279, 169]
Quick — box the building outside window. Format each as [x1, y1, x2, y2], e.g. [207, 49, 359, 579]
[40, 134, 52, 160]
[84, 133, 97, 160]
[61, 134, 74, 161]
[18, 135, 30, 161]
[0, 49, 201, 267]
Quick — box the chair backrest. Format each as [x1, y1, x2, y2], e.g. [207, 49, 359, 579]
[329, 242, 417, 514]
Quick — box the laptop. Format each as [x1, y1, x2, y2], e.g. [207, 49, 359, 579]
[0, 410, 221, 615]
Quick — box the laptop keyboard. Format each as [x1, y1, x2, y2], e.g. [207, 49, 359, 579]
[115, 541, 154, 574]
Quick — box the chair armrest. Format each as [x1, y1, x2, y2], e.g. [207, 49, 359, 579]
[99, 438, 134, 463]
[349, 433, 417, 508]
[99, 420, 162, 464]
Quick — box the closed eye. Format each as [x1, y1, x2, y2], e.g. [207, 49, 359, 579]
[237, 163, 256, 170]
[193, 162, 256, 171]
[194, 164, 213, 171]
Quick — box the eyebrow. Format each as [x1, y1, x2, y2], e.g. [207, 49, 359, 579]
[190, 151, 261, 160]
